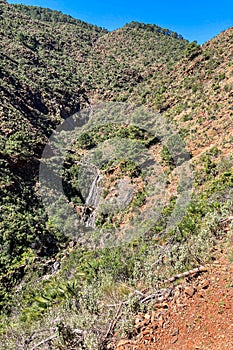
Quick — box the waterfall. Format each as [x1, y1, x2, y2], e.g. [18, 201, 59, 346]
[85, 174, 100, 208]
[83, 172, 102, 228]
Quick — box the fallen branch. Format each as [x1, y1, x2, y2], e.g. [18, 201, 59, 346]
[140, 288, 171, 304]
[25, 328, 56, 346]
[163, 265, 207, 284]
[140, 266, 207, 304]
[30, 334, 57, 350]
[220, 216, 233, 224]
[103, 302, 123, 341]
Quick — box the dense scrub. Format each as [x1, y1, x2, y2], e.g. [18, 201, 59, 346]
[0, 2, 233, 349]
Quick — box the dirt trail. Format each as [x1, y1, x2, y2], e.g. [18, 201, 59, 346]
[114, 249, 233, 350]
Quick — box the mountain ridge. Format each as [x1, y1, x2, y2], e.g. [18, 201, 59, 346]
[0, 2, 232, 349]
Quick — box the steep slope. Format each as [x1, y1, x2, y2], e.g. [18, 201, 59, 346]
[0, 0, 188, 318]
[167, 28, 233, 161]
[83, 22, 188, 100]
[0, 2, 106, 312]
[0, 2, 233, 350]
[132, 26, 233, 159]
[115, 247, 233, 349]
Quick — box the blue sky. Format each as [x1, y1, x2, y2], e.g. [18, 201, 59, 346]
[8, 0, 233, 44]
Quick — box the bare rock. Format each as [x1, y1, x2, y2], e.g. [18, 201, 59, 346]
[184, 285, 196, 297]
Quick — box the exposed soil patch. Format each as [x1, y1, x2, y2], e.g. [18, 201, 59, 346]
[113, 249, 233, 350]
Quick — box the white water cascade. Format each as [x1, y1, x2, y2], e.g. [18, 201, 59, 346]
[83, 172, 102, 228]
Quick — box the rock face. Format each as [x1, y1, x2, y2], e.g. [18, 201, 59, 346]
[108, 178, 136, 210]
[117, 179, 135, 208]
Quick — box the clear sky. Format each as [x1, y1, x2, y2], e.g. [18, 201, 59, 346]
[8, 0, 233, 44]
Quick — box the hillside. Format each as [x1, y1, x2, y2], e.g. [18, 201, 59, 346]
[84, 22, 188, 100]
[0, 1, 233, 349]
[133, 26, 233, 158]
[0, 1, 106, 317]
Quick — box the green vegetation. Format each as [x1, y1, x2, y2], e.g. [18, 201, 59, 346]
[1, 166, 232, 348]
[14, 3, 107, 30]
[0, 1, 233, 349]
[184, 41, 202, 59]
